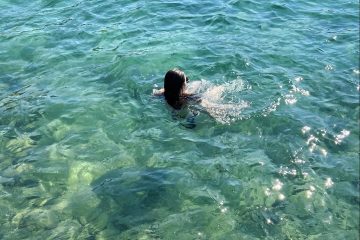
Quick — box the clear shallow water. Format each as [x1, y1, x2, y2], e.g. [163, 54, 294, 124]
[0, 0, 359, 239]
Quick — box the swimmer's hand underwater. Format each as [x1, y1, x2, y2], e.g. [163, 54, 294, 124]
[152, 88, 164, 96]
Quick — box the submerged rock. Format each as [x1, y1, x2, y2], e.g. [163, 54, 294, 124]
[13, 209, 59, 231]
[91, 168, 190, 231]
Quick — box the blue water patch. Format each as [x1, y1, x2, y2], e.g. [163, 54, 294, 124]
[0, 0, 359, 239]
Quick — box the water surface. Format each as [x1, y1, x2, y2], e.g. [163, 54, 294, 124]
[0, 0, 359, 239]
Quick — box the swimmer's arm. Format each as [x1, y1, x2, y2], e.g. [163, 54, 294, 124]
[152, 88, 164, 96]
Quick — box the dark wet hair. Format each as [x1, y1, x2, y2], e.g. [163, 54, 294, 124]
[164, 69, 188, 109]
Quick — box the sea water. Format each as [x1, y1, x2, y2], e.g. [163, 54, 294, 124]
[0, 0, 359, 239]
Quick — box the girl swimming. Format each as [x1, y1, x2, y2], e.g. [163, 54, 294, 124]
[154, 68, 251, 125]
[153, 68, 198, 110]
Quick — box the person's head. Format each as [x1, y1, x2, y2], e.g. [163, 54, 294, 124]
[163, 69, 188, 109]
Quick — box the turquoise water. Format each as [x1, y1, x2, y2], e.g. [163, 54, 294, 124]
[0, 0, 359, 239]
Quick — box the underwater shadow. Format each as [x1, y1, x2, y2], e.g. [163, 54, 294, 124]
[91, 167, 188, 233]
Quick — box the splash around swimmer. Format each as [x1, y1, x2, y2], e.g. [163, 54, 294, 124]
[153, 68, 251, 124]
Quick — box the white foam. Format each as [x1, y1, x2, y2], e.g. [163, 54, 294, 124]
[334, 129, 350, 145]
[187, 78, 250, 124]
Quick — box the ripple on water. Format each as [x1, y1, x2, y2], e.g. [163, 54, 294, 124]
[0, 0, 359, 238]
